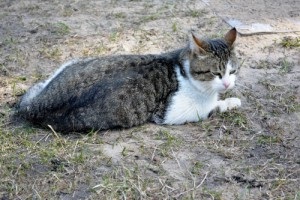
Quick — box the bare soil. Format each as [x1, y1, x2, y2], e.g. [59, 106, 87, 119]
[0, 0, 299, 199]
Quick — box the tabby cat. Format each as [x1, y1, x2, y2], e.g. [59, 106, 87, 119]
[17, 28, 241, 132]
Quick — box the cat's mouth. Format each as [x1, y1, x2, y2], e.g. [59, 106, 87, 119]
[220, 87, 232, 93]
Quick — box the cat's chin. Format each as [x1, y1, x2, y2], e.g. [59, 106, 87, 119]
[219, 88, 232, 94]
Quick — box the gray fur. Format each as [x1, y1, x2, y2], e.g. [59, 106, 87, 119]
[17, 53, 180, 132]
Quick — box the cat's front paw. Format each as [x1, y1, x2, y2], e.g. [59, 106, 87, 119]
[225, 97, 241, 110]
[218, 98, 241, 112]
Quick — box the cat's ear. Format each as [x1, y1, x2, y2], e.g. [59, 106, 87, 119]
[224, 27, 237, 47]
[190, 33, 209, 54]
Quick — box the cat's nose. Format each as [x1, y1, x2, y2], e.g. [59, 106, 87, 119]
[223, 82, 230, 89]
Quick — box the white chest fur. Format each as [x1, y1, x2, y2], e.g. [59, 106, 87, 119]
[163, 66, 219, 125]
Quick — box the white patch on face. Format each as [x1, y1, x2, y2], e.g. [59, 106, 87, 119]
[211, 61, 236, 92]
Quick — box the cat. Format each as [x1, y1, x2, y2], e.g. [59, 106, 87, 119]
[17, 28, 241, 132]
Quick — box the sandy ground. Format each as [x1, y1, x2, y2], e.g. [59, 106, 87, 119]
[206, 0, 300, 34]
[0, 0, 299, 199]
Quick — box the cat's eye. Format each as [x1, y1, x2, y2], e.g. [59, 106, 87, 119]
[211, 72, 222, 78]
[229, 70, 237, 75]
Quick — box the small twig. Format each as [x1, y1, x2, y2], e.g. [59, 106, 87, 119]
[32, 188, 42, 199]
[102, 130, 110, 136]
[122, 191, 127, 200]
[172, 148, 182, 171]
[73, 140, 79, 156]
[257, 159, 274, 173]
[158, 178, 176, 191]
[52, 173, 60, 180]
[93, 184, 105, 189]
[196, 172, 209, 189]
[14, 164, 22, 177]
[128, 179, 145, 197]
[182, 161, 196, 188]
[158, 178, 166, 190]
[44, 133, 51, 141]
[35, 133, 50, 145]
[151, 146, 157, 161]
[175, 172, 209, 198]
[48, 125, 60, 138]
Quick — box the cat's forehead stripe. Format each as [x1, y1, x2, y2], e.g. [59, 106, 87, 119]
[207, 39, 230, 59]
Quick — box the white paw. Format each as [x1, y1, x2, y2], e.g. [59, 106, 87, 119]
[218, 98, 241, 112]
[225, 97, 241, 110]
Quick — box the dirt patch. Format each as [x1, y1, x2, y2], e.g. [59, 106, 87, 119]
[0, 0, 299, 199]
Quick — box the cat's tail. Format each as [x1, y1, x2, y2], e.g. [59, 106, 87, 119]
[17, 59, 80, 114]
[16, 81, 46, 115]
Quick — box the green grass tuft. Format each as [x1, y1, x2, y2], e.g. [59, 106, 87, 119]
[51, 22, 70, 36]
[220, 110, 248, 129]
[257, 135, 282, 145]
[156, 130, 182, 157]
[280, 37, 300, 48]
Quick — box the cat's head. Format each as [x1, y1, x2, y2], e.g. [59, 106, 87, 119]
[186, 28, 238, 93]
